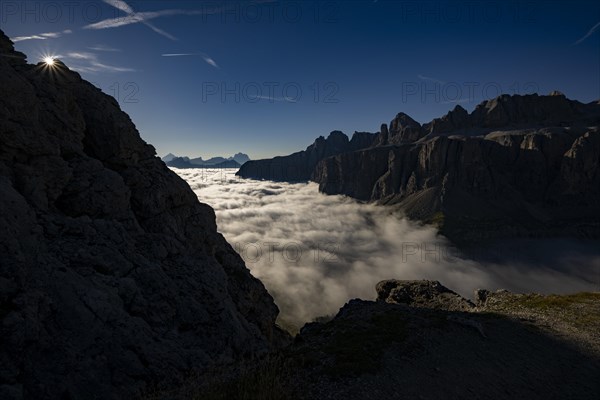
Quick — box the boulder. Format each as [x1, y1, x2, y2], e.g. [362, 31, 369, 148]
[376, 280, 474, 311]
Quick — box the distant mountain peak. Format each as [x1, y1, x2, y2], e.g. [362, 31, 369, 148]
[161, 153, 177, 162]
[229, 152, 250, 165]
[162, 152, 250, 168]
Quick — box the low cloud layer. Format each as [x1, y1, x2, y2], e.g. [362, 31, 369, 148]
[173, 168, 600, 330]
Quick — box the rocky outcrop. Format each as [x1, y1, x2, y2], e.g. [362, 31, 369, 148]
[376, 280, 474, 311]
[422, 104, 470, 135]
[375, 112, 426, 146]
[236, 130, 377, 181]
[284, 281, 600, 400]
[370, 93, 597, 146]
[420, 93, 598, 137]
[0, 29, 285, 399]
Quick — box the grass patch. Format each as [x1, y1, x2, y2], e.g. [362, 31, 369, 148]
[488, 292, 600, 331]
[513, 293, 600, 308]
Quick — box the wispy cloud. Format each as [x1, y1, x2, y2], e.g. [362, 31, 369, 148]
[574, 21, 600, 45]
[162, 53, 219, 69]
[418, 74, 446, 85]
[84, 0, 208, 40]
[63, 51, 135, 73]
[88, 44, 122, 52]
[161, 53, 198, 57]
[86, 0, 277, 41]
[203, 57, 219, 68]
[254, 95, 297, 103]
[11, 29, 72, 43]
[66, 52, 97, 60]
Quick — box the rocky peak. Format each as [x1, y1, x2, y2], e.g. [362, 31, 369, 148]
[0, 30, 26, 66]
[305, 131, 349, 158]
[470, 93, 579, 128]
[349, 131, 378, 150]
[424, 104, 470, 134]
[374, 113, 425, 145]
[380, 123, 389, 136]
[0, 30, 14, 51]
[326, 130, 350, 148]
[390, 112, 421, 132]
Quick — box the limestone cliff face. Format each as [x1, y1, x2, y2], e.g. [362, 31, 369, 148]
[0, 30, 283, 399]
[236, 92, 600, 241]
[313, 125, 600, 241]
[236, 130, 377, 181]
[375, 112, 426, 146]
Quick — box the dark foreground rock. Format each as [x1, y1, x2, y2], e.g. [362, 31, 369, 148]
[0, 29, 286, 399]
[155, 280, 600, 400]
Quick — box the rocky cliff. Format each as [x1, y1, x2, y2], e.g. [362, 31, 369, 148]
[313, 94, 600, 241]
[233, 92, 600, 241]
[236, 130, 377, 181]
[0, 29, 284, 399]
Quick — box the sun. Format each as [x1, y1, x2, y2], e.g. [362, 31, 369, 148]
[37, 53, 65, 77]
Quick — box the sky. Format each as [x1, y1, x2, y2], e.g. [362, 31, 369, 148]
[2, 0, 600, 159]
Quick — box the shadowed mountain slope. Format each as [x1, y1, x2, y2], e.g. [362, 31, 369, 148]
[0, 29, 286, 399]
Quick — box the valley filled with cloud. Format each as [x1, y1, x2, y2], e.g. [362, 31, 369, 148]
[175, 168, 600, 330]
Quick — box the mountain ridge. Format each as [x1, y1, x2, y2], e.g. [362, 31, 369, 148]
[236, 130, 378, 181]
[162, 152, 250, 167]
[237, 93, 600, 242]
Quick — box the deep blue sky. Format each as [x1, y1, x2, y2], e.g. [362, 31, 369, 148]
[2, 0, 599, 159]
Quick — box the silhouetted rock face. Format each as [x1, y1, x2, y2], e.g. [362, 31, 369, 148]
[236, 131, 377, 181]
[0, 30, 283, 399]
[0, 30, 26, 66]
[376, 113, 425, 145]
[423, 105, 470, 135]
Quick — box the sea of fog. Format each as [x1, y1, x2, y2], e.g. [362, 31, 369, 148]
[173, 168, 600, 330]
